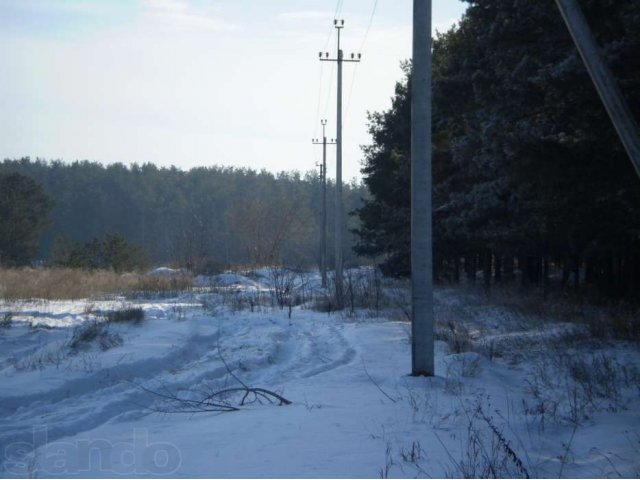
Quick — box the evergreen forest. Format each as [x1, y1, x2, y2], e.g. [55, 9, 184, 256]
[0, 158, 365, 272]
[354, 0, 640, 299]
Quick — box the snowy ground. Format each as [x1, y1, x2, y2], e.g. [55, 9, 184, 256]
[0, 270, 639, 478]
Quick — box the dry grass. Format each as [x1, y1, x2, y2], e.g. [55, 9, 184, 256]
[0, 267, 192, 300]
[467, 284, 640, 342]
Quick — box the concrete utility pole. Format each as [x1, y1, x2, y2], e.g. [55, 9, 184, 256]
[411, 0, 434, 376]
[319, 19, 361, 308]
[555, 0, 640, 178]
[313, 120, 336, 289]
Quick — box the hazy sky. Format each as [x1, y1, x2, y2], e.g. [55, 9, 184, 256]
[0, 0, 467, 180]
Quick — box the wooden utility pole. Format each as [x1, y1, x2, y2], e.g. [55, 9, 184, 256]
[411, 0, 434, 376]
[555, 0, 640, 178]
[319, 20, 361, 308]
[313, 120, 336, 288]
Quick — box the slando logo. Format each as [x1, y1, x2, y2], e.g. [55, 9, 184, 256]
[3, 426, 182, 476]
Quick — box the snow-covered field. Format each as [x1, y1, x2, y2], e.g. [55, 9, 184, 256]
[1, 270, 639, 478]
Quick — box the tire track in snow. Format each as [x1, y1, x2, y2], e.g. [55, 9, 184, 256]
[0, 312, 357, 464]
[298, 326, 356, 379]
[0, 322, 243, 455]
[219, 319, 357, 385]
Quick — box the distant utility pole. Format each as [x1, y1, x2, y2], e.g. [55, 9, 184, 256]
[555, 0, 640, 178]
[313, 119, 336, 289]
[319, 19, 361, 308]
[411, 0, 434, 376]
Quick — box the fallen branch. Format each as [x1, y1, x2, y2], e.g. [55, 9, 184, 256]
[136, 381, 291, 414]
[204, 387, 291, 406]
[134, 381, 239, 413]
[134, 345, 291, 414]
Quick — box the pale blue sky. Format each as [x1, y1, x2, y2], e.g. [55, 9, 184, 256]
[0, 0, 467, 180]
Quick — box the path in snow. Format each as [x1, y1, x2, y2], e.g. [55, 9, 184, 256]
[1, 280, 638, 478]
[0, 297, 358, 462]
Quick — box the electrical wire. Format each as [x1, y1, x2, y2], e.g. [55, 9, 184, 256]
[313, 62, 326, 138]
[334, 0, 344, 21]
[322, 62, 336, 120]
[313, 0, 344, 140]
[323, 0, 344, 120]
[345, 0, 379, 117]
[359, 0, 379, 53]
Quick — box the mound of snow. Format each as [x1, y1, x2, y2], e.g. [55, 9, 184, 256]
[211, 273, 261, 289]
[193, 275, 212, 287]
[147, 267, 187, 277]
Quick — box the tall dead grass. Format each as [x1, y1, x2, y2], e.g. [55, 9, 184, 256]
[469, 284, 640, 342]
[0, 268, 192, 300]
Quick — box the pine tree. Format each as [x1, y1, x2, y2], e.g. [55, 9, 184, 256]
[0, 172, 52, 266]
[354, 0, 640, 297]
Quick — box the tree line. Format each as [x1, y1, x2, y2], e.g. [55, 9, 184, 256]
[0, 158, 365, 272]
[355, 0, 640, 298]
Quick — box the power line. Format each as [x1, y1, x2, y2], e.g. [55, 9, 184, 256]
[323, 0, 344, 50]
[313, 62, 326, 140]
[313, 0, 345, 142]
[322, 62, 336, 119]
[344, 63, 359, 117]
[360, 0, 379, 52]
[333, 0, 344, 20]
[346, 0, 379, 117]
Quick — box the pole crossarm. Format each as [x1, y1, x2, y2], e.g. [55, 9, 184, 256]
[312, 119, 337, 145]
[319, 58, 362, 63]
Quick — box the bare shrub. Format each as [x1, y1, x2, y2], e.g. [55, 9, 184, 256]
[438, 402, 531, 479]
[436, 321, 473, 354]
[172, 304, 187, 321]
[525, 351, 639, 426]
[461, 353, 483, 377]
[342, 267, 400, 315]
[443, 362, 465, 395]
[270, 266, 297, 310]
[68, 320, 123, 352]
[12, 344, 68, 371]
[293, 270, 313, 307]
[1, 311, 12, 328]
[396, 440, 429, 477]
[378, 443, 394, 479]
[207, 285, 263, 314]
[308, 267, 400, 315]
[311, 293, 334, 313]
[400, 440, 424, 464]
[104, 307, 145, 324]
[566, 353, 639, 412]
